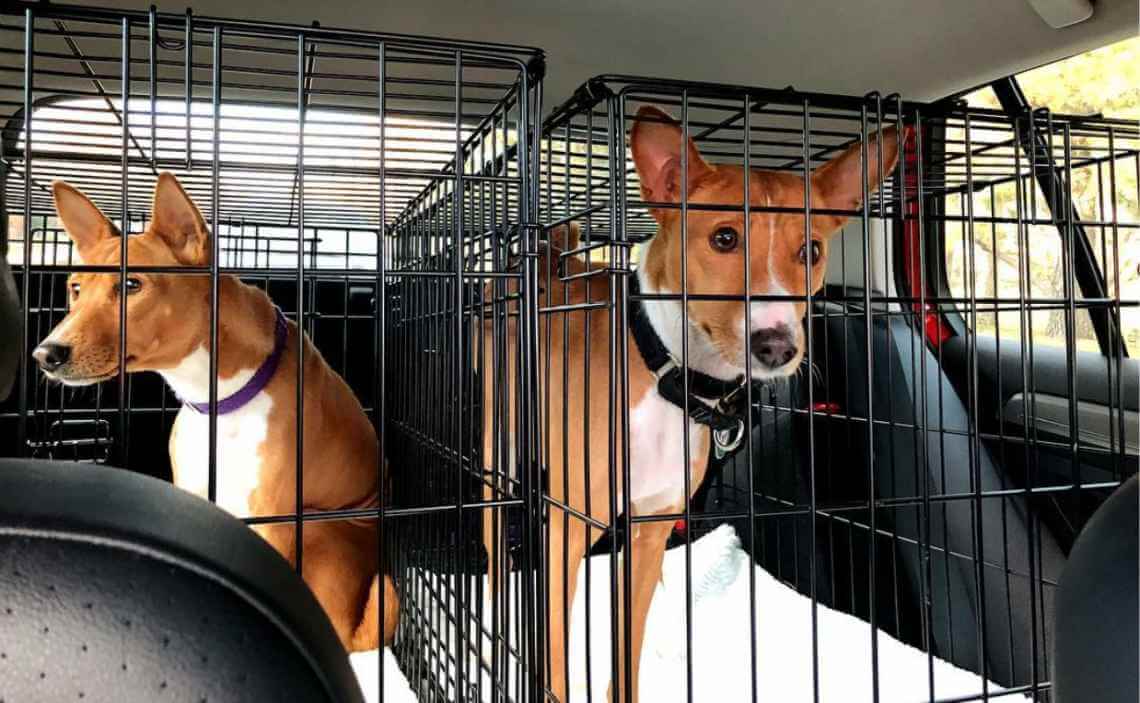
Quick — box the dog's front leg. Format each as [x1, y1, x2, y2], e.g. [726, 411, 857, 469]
[609, 513, 675, 703]
[547, 509, 588, 702]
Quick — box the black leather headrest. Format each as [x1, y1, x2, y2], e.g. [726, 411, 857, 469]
[0, 459, 364, 703]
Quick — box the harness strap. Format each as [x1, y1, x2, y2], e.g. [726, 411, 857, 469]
[628, 276, 755, 455]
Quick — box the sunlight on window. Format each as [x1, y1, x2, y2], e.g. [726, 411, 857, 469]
[951, 37, 1140, 354]
[19, 98, 477, 171]
[6, 97, 525, 271]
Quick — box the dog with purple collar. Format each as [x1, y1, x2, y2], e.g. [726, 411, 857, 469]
[33, 173, 398, 651]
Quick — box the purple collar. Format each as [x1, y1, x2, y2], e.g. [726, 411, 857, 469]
[183, 306, 288, 415]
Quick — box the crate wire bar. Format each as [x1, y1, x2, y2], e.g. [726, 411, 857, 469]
[0, 3, 544, 701]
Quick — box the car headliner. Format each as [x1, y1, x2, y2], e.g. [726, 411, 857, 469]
[67, 0, 1138, 110]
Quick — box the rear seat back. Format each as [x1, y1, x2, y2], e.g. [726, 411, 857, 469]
[707, 295, 1065, 687]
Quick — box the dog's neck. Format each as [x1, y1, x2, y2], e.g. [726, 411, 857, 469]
[158, 280, 277, 405]
[635, 239, 741, 383]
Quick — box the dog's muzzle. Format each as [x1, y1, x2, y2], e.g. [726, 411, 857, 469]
[33, 342, 72, 372]
[749, 325, 797, 370]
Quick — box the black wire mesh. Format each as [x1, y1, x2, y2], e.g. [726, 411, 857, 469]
[1, 4, 1138, 702]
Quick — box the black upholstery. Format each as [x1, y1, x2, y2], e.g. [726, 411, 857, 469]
[711, 298, 1066, 686]
[1052, 474, 1138, 703]
[871, 313, 1066, 685]
[0, 459, 364, 703]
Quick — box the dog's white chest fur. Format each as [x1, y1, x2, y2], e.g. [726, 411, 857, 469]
[628, 386, 706, 515]
[162, 347, 271, 518]
[626, 264, 714, 515]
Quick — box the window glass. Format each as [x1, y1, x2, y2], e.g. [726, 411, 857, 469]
[948, 37, 1140, 353]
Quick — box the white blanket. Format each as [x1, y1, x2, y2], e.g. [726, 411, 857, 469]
[351, 648, 417, 703]
[355, 525, 1014, 702]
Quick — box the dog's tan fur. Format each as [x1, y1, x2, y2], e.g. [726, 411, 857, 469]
[40, 174, 399, 650]
[484, 106, 898, 701]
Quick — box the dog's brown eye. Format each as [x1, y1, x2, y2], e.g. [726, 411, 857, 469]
[798, 241, 822, 265]
[709, 226, 739, 253]
[115, 278, 142, 295]
[70, 282, 80, 297]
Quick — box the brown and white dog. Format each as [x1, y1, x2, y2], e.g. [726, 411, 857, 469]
[484, 106, 898, 701]
[34, 173, 398, 651]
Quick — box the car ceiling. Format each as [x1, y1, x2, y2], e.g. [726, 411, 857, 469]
[76, 0, 1137, 111]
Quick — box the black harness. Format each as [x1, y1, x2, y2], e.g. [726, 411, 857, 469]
[628, 277, 756, 458]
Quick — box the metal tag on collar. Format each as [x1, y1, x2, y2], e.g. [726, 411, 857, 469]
[713, 418, 746, 459]
[712, 380, 751, 458]
[714, 378, 751, 417]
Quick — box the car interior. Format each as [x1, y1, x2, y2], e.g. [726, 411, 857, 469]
[0, 1, 1136, 702]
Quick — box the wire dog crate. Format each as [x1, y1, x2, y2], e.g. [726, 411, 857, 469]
[533, 76, 1138, 702]
[1, 3, 1138, 703]
[0, 2, 544, 700]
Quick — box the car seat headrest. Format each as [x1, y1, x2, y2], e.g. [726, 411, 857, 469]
[0, 459, 365, 703]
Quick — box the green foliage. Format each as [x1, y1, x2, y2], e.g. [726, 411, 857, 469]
[950, 37, 1140, 353]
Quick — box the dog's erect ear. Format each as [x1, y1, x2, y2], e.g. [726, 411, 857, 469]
[52, 181, 118, 261]
[811, 126, 900, 233]
[150, 172, 210, 265]
[630, 106, 713, 220]
[539, 222, 582, 279]
[546, 222, 581, 253]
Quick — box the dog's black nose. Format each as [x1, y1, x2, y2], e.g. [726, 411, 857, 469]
[750, 327, 797, 370]
[33, 342, 71, 372]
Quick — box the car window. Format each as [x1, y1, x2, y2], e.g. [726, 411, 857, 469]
[945, 37, 1139, 354]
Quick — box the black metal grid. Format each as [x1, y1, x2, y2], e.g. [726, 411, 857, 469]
[2, 4, 1137, 702]
[0, 3, 544, 700]
[532, 76, 1139, 703]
